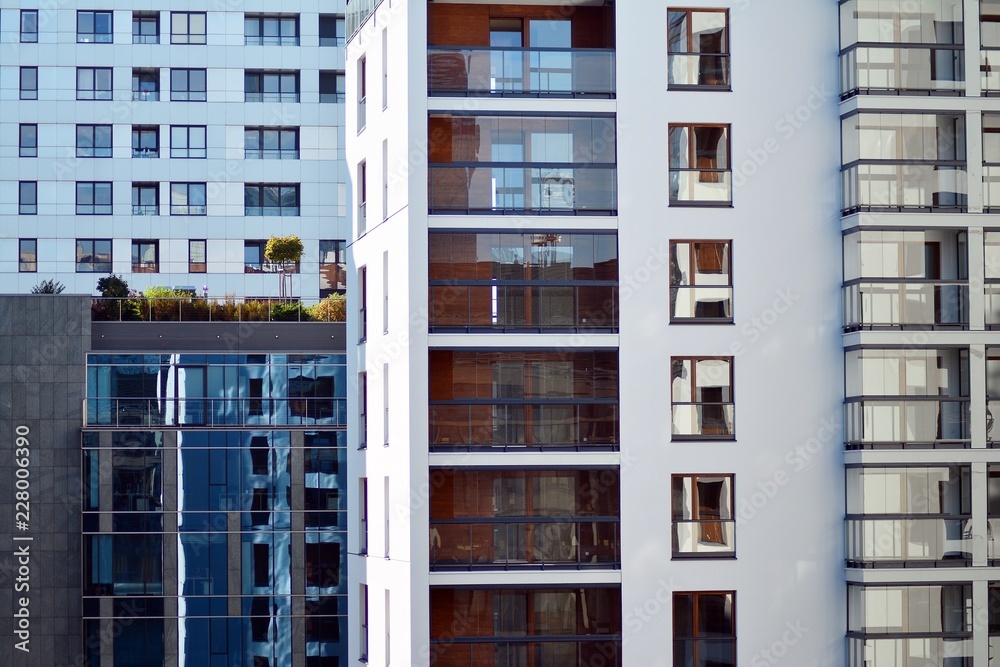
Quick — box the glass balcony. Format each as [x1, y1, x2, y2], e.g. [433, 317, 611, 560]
[843, 281, 969, 330]
[669, 169, 732, 205]
[983, 166, 1000, 210]
[346, 0, 379, 39]
[427, 46, 615, 97]
[848, 637, 971, 667]
[670, 403, 735, 439]
[672, 519, 735, 556]
[670, 286, 733, 322]
[428, 165, 617, 214]
[840, 45, 964, 98]
[845, 398, 971, 449]
[986, 519, 1000, 560]
[132, 204, 159, 216]
[429, 403, 619, 451]
[842, 163, 968, 213]
[85, 397, 347, 427]
[984, 49, 1000, 94]
[667, 53, 730, 89]
[429, 284, 617, 333]
[845, 517, 972, 565]
[429, 520, 620, 569]
[430, 641, 621, 667]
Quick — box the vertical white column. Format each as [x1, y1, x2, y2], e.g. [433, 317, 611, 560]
[966, 0, 982, 97]
[972, 344, 988, 447]
[970, 227, 986, 330]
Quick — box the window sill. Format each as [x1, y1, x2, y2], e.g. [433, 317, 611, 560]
[669, 201, 733, 208]
[671, 436, 736, 443]
[670, 319, 734, 326]
[667, 85, 731, 92]
[672, 554, 736, 560]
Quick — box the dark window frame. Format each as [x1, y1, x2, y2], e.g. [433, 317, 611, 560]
[19, 182, 38, 215]
[20, 10, 38, 43]
[19, 239, 37, 273]
[76, 124, 113, 158]
[319, 14, 345, 46]
[668, 123, 732, 206]
[673, 591, 736, 667]
[244, 70, 300, 102]
[170, 68, 207, 102]
[76, 67, 113, 101]
[243, 183, 301, 216]
[244, 14, 299, 46]
[669, 239, 734, 323]
[189, 240, 207, 273]
[132, 12, 159, 44]
[131, 182, 159, 216]
[170, 125, 207, 158]
[76, 238, 112, 273]
[131, 239, 160, 273]
[77, 10, 113, 44]
[132, 126, 159, 158]
[20, 66, 38, 100]
[19, 124, 38, 158]
[76, 181, 113, 215]
[667, 8, 731, 90]
[170, 11, 207, 45]
[670, 356, 735, 440]
[169, 182, 207, 216]
[244, 127, 299, 159]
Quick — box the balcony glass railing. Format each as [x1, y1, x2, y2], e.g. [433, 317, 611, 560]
[428, 165, 617, 214]
[982, 166, 1000, 210]
[672, 520, 735, 556]
[670, 286, 733, 322]
[984, 286, 1000, 328]
[85, 397, 347, 427]
[845, 517, 972, 565]
[429, 520, 620, 569]
[985, 519, 1000, 560]
[131, 204, 158, 216]
[667, 53, 730, 89]
[430, 641, 621, 667]
[428, 284, 618, 332]
[985, 400, 1000, 444]
[840, 45, 965, 98]
[132, 90, 159, 101]
[132, 147, 158, 158]
[669, 169, 732, 205]
[843, 281, 969, 330]
[245, 92, 300, 103]
[427, 46, 615, 97]
[244, 148, 299, 160]
[984, 49, 1000, 94]
[670, 403, 735, 438]
[842, 163, 968, 213]
[844, 398, 971, 448]
[346, 0, 380, 38]
[429, 403, 619, 451]
[847, 637, 971, 667]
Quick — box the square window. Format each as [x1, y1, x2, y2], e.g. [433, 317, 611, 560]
[131, 183, 159, 216]
[245, 14, 299, 46]
[77, 125, 113, 158]
[171, 12, 206, 44]
[667, 9, 730, 89]
[21, 10, 38, 43]
[132, 12, 159, 44]
[76, 239, 112, 273]
[132, 69, 159, 101]
[19, 124, 37, 158]
[669, 124, 731, 205]
[244, 241, 265, 273]
[319, 71, 345, 103]
[19, 239, 37, 273]
[245, 70, 300, 103]
[673, 592, 735, 666]
[132, 240, 159, 273]
[670, 241, 733, 322]
[77, 67, 113, 101]
[189, 240, 207, 273]
[244, 127, 299, 159]
[77, 10, 113, 43]
[170, 126, 207, 158]
[670, 357, 734, 438]
[132, 126, 159, 158]
[319, 15, 345, 46]
[671, 475, 735, 557]
[170, 69, 207, 101]
[19, 182, 37, 215]
[244, 184, 300, 217]
[20, 67, 37, 100]
[76, 182, 113, 215]
[170, 183, 206, 215]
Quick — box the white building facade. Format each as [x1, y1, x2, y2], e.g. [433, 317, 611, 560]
[346, 1, 848, 665]
[0, 1, 350, 298]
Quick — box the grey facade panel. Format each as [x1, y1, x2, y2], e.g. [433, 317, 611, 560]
[91, 322, 347, 353]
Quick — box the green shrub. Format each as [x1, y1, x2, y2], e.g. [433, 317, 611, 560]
[97, 274, 129, 298]
[31, 279, 65, 294]
[308, 294, 347, 322]
[270, 302, 304, 321]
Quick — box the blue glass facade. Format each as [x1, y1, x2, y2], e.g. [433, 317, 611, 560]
[83, 354, 347, 667]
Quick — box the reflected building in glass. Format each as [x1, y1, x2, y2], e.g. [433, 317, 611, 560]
[81, 353, 348, 666]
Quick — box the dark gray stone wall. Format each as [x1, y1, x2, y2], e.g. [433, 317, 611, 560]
[0, 296, 91, 666]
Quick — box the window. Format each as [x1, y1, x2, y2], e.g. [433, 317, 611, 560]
[320, 241, 347, 297]
[244, 127, 298, 159]
[132, 240, 159, 273]
[19, 124, 37, 158]
[359, 161, 367, 232]
[359, 266, 367, 341]
[77, 11, 112, 43]
[170, 126, 206, 158]
[245, 14, 298, 45]
[132, 183, 158, 216]
[359, 372, 368, 448]
[244, 241, 271, 273]
[77, 125, 112, 158]
[360, 584, 369, 661]
[20, 10, 38, 43]
[19, 182, 37, 215]
[244, 184, 300, 216]
[669, 124, 731, 205]
[189, 240, 207, 273]
[171, 12, 206, 44]
[19, 240, 37, 273]
[170, 69, 207, 101]
[319, 15, 345, 46]
[360, 478, 368, 554]
[673, 592, 735, 666]
[132, 126, 158, 158]
[671, 357, 734, 438]
[319, 70, 345, 103]
[76, 182, 112, 215]
[245, 71, 300, 102]
[132, 69, 159, 101]
[132, 12, 158, 43]
[20, 67, 37, 100]
[667, 9, 730, 89]
[77, 68, 113, 100]
[170, 183, 206, 215]
[76, 239, 112, 273]
[672, 475, 735, 556]
[670, 241, 733, 322]
[358, 57, 367, 132]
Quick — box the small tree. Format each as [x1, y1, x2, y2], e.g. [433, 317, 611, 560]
[264, 235, 304, 299]
[31, 279, 65, 294]
[96, 274, 130, 298]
